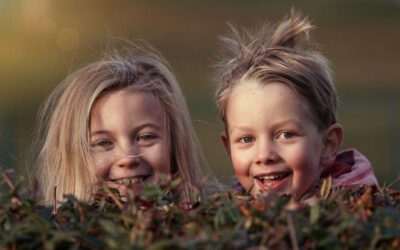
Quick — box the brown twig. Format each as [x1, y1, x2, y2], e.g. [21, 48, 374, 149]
[53, 186, 57, 214]
[320, 176, 332, 199]
[103, 185, 123, 210]
[1, 170, 15, 191]
[386, 175, 400, 189]
[287, 214, 299, 250]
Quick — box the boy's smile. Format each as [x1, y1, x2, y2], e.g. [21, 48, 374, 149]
[222, 80, 327, 198]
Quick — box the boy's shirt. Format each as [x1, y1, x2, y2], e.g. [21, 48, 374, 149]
[321, 148, 378, 187]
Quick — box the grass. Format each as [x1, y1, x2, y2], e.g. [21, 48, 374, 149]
[1, 168, 399, 249]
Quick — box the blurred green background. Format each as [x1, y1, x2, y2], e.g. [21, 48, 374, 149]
[0, 0, 399, 188]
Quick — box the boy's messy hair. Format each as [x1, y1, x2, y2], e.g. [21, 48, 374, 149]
[34, 40, 217, 206]
[215, 11, 337, 130]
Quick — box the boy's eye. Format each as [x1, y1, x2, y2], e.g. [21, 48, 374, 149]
[239, 136, 255, 143]
[278, 131, 295, 139]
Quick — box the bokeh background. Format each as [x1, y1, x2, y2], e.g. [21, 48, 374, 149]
[1, 0, 399, 189]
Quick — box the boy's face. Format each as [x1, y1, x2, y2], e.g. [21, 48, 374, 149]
[223, 80, 326, 198]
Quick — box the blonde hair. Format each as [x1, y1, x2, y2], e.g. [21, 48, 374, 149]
[215, 12, 337, 130]
[35, 43, 214, 205]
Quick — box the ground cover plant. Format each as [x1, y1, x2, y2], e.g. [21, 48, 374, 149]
[1, 168, 399, 250]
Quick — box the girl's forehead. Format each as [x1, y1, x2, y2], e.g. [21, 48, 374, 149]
[90, 89, 167, 127]
[96, 89, 161, 110]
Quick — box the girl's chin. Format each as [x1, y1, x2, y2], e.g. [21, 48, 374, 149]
[106, 182, 145, 197]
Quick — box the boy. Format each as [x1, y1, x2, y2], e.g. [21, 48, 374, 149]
[214, 12, 378, 197]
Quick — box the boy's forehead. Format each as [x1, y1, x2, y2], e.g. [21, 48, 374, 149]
[227, 79, 264, 105]
[234, 78, 264, 91]
[240, 79, 313, 110]
[230, 79, 297, 104]
[226, 80, 318, 130]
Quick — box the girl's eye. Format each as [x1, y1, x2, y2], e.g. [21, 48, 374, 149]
[136, 133, 157, 142]
[239, 136, 255, 143]
[90, 140, 114, 150]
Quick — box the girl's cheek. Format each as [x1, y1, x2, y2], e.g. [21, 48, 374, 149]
[160, 151, 172, 174]
[147, 143, 171, 174]
[92, 157, 112, 179]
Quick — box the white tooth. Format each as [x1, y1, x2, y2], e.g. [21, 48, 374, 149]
[130, 177, 139, 184]
[259, 173, 286, 182]
[114, 176, 146, 185]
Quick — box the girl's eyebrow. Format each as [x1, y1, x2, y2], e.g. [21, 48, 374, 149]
[90, 123, 162, 137]
[135, 123, 162, 131]
[90, 130, 111, 137]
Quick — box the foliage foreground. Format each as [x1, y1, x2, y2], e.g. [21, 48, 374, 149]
[1, 171, 400, 250]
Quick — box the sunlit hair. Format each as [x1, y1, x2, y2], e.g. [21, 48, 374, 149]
[35, 41, 216, 205]
[215, 11, 337, 130]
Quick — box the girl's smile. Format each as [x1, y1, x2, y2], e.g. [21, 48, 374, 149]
[89, 89, 171, 196]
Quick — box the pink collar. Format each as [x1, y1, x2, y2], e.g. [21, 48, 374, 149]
[321, 148, 378, 187]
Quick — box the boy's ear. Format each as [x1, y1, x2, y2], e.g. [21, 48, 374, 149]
[221, 131, 231, 157]
[321, 123, 344, 166]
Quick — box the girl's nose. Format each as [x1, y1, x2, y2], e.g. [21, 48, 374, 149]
[255, 140, 279, 165]
[116, 145, 141, 168]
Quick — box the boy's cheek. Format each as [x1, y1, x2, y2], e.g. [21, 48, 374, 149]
[231, 153, 246, 174]
[291, 167, 320, 197]
[231, 155, 252, 189]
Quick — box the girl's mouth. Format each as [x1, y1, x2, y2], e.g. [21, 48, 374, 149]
[111, 175, 150, 185]
[255, 171, 291, 192]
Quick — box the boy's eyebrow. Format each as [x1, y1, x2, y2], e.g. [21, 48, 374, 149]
[90, 123, 162, 137]
[229, 119, 304, 134]
[273, 119, 303, 127]
[229, 125, 252, 134]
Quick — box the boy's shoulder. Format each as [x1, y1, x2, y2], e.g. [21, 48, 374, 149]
[322, 148, 379, 187]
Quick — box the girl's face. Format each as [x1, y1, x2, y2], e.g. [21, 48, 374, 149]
[222, 80, 327, 198]
[89, 89, 171, 197]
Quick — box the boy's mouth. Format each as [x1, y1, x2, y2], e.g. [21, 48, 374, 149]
[255, 171, 291, 192]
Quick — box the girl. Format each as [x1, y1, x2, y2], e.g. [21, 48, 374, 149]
[214, 12, 378, 198]
[34, 42, 215, 206]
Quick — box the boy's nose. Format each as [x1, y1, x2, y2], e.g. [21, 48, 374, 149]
[255, 141, 279, 165]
